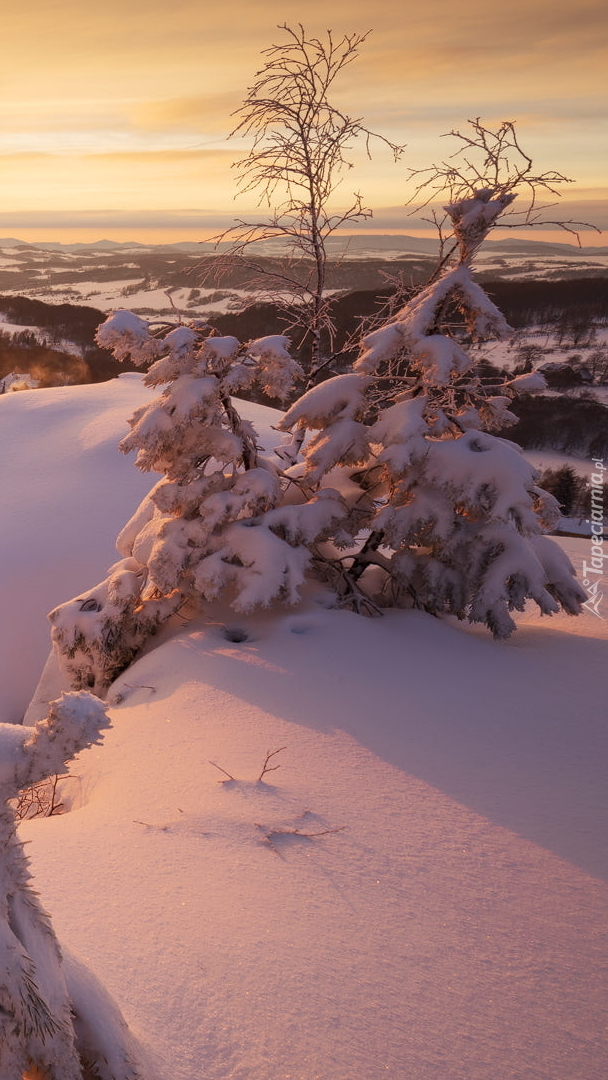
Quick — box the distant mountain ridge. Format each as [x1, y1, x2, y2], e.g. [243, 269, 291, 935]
[1, 234, 607, 257]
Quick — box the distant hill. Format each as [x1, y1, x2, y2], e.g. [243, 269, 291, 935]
[0, 234, 606, 321]
[1, 233, 607, 258]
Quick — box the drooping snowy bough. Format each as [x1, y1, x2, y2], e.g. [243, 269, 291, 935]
[50, 192, 586, 694]
[0, 692, 144, 1080]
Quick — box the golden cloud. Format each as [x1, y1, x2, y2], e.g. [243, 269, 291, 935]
[0, 0, 604, 227]
[131, 93, 243, 134]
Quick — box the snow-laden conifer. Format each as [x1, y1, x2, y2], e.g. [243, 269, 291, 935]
[50, 318, 330, 691]
[49, 561, 181, 696]
[277, 185, 586, 635]
[0, 693, 144, 1079]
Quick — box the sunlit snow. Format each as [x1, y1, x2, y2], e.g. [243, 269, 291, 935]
[1, 376, 606, 1080]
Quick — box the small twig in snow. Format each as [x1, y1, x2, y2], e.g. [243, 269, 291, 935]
[208, 760, 236, 782]
[255, 821, 346, 853]
[258, 824, 346, 839]
[257, 746, 287, 783]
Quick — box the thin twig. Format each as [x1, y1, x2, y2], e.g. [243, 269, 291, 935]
[260, 824, 346, 838]
[208, 760, 236, 782]
[257, 746, 287, 782]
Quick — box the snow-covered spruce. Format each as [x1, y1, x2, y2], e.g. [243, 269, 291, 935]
[0, 692, 143, 1080]
[51, 318, 323, 693]
[277, 189, 586, 636]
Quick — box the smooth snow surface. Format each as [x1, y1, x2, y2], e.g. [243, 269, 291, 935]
[1, 376, 606, 1079]
[0, 377, 156, 723]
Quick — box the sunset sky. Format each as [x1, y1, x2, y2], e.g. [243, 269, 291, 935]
[0, 0, 606, 244]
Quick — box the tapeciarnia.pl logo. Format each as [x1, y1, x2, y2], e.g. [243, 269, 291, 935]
[582, 458, 606, 619]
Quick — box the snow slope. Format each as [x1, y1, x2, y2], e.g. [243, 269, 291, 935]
[0, 377, 284, 723]
[1, 377, 607, 1080]
[0, 376, 156, 724]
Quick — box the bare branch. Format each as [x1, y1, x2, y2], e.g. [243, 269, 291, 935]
[255, 822, 347, 850]
[208, 760, 236, 782]
[12, 773, 73, 820]
[257, 746, 287, 782]
[405, 118, 600, 252]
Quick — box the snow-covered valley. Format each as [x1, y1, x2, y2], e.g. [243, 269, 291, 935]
[0, 235, 606, 319]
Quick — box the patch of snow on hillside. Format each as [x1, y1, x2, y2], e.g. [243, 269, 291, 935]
[0, 317, 85, 357]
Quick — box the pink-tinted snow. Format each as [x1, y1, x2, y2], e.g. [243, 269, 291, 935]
[1, 376, 605, 1080]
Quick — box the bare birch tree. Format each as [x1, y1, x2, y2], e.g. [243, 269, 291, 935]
[210, 24, 404, 383]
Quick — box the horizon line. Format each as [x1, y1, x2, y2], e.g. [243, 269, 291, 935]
[1, 226, 606, 249]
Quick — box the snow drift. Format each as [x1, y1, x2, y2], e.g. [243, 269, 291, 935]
[0, 377, 606, 1080]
